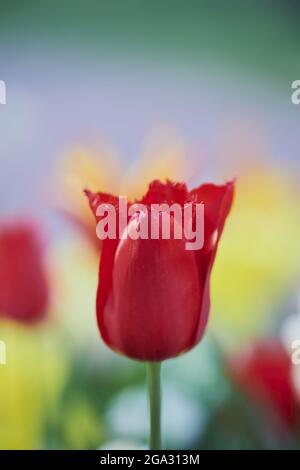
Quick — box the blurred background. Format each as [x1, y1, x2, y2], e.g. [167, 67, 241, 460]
[0, 0, 300, 449]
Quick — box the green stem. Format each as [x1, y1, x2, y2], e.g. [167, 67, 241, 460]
[147, 362, 162, 450]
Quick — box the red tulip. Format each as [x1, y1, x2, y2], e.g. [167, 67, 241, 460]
[229, 339, 299, 428]
[0, 220, 49, 324]
[85, 179, 234, 361]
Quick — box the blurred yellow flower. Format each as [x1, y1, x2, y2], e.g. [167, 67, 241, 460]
[54, 131, 189, 246]
[48, 235, 100, 349]
[0, 320, 68, 449]
[211, 164, 300, 346]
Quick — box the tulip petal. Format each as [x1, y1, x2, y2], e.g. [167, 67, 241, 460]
[141, 180, 188, 205]
[189, 181, 235, 344]
[100, 214, 202, 361]
[84, 189, 123, 348]
[84, 189, 121, 218]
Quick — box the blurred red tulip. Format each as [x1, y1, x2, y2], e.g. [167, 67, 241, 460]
[85, 179, 234, 361]
[230, 339, 299, 428]
[0, 221, 49, 324]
